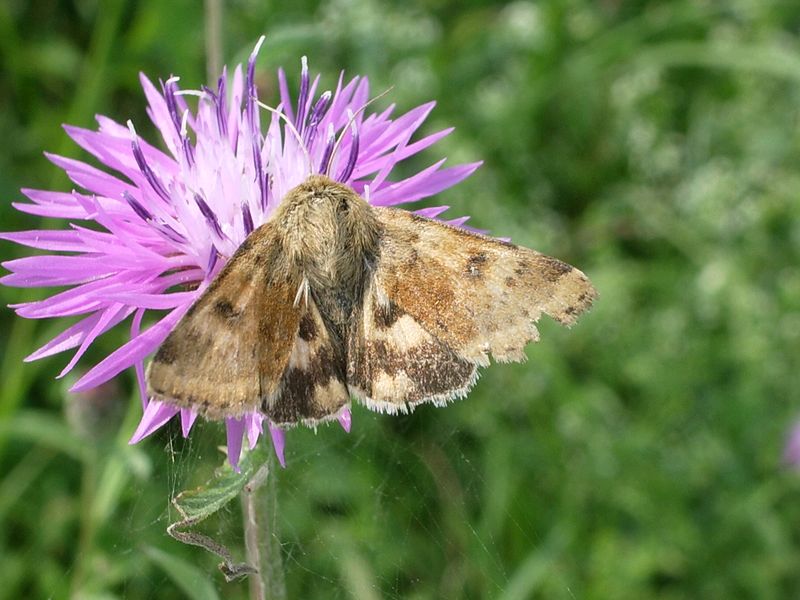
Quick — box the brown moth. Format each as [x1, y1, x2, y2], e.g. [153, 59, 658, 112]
[146, 175, 596, 427]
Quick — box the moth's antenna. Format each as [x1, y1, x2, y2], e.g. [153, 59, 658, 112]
[325, 86, 394, 178]
[255, 99, 314, 177]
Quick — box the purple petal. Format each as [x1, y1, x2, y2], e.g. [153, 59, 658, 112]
[0, 230, 88, 252]
[130, 133, 172, 203]
[445, 216, 471, 228]
[295, 57, 310, 132]
[140, 73, 181, 157]
[269, 425, 286, 468]
[11, 200, 87, 220]
[354, 127, 454, 179]
[226, 417, 245, 471]
[12, 277, 128, 319]
[45, 153, 135, 200]
[70, 305, 188, 392]
[367, 102, 437, 190]
[242, 203, 255, 235]
[371, 161, 482, 206]
[20, 188, 83, 208]
[318, 124, 336, 175]
[65, 124, 176, 181]
[338, 407, 352, 433]
[351, 76, 370, 116]
[131, 309, 148, 407]
[245, 413, 263, 449]
[129, 400, 179, 444]
[57, 303, 128, 378]
[226, 65, 244, 150]
[25, 308, 132, 361]
[180, 409, 198, 437]
[194, 193, 226, 240]
[1, 255, 117, 288]
[413, 205, 450, 219]
[336, 120, 359, 183]
[96, 114, 130, 137]
[303, 91, 332, 147]
[214, 69, 229, 138]
[325, 75, 361, 129]
[24, 315, 102, 361]
[277, 67, 295, 124]
[102, 290, 197, 310]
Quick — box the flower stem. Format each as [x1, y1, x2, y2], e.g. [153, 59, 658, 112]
[204, 0, 223, 85]
[242, 455, 286, 600]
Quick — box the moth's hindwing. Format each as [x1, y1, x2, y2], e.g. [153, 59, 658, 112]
[370, 207, 597, 367]
[264, 296, 350, 426]
[147, 222, 300, 419]
[347, 281, 478, 413]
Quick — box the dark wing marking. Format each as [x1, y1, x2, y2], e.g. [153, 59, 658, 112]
[263, 296, 350, 426]
[347, 278, 478, 413]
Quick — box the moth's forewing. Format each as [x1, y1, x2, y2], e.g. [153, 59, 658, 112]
[147, 222, 300, 419]
[347, 207, 596, 401]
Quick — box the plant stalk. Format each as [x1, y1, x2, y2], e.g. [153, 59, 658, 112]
[242, 456, 287, 600]
[204, 0, 223, 85]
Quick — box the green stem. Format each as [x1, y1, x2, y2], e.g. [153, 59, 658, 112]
[242, 456, 286, 600]
[204, 0, 223, 84]
[70, 452, 98, 597]
[52, 0, 125, 186]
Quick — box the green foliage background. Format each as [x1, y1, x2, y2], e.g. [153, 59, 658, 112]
[3, 0, 800, 598]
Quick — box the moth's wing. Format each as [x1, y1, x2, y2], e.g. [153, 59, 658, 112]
[263, 297, 351, 427]
[369, 207, 597, 366]
[347, 279, 478, 413]
[147, 222, 301, 420]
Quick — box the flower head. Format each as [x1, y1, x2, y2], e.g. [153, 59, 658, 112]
[1, 38, 480, 469]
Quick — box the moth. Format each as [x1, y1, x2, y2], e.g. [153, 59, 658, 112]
[146, 175, 596, 426]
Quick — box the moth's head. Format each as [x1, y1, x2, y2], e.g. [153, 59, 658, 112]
[280, 174, 361, 207]
[273, 174, 382, 264]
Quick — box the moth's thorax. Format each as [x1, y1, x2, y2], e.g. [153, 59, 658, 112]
[273, 175, 381, 307]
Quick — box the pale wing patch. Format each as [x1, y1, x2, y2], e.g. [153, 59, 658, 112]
[372, 207, 597, 365]
[348, 286, 478, 414]
[263, 298, 350, 427]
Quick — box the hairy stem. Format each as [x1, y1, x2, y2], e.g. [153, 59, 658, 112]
[242, 457, 286, 600]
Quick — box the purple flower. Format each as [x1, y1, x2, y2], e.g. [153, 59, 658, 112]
[1, 38, 480, 470]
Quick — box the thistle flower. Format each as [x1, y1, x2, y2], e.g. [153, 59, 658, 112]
[1, 38, 480, 469]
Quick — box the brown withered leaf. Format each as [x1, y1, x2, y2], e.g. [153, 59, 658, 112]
[147, 175, 597, 426]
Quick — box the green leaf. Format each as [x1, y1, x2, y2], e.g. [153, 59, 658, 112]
[173, 443, 266, 523]
[143, 545, 221, 600]
[168, 444, 271, 582]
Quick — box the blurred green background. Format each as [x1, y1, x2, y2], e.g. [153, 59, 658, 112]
[3, 0, 800, 598]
